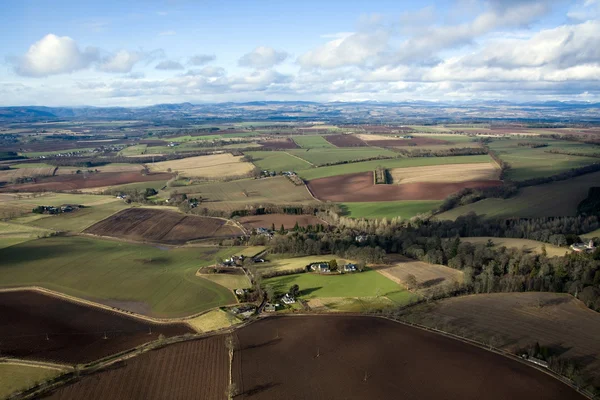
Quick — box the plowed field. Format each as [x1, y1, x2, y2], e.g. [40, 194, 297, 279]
[85, 208, 242, 243]
[389, 163, 500, 184]
[257, 139, 299, 149]
[233, 316, 585, 400]
[238, 214, 325, 230]
[324, 135, 368, 147]
[0, 290, 192, 364]
[46, 336, 228, 400]
[308, 172, 502, 201]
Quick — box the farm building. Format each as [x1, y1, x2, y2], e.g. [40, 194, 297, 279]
[343, 263, 358, 272]
[281, 294, 296, 304]
[309, 262, 330, 273]
[571, 240, 596, 253]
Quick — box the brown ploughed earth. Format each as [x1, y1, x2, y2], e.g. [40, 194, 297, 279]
[233, 316, 585, 400]
[0, 290, 193, 364]
[324, 134, 368, 147]
[85, 208, 242, 244]
[238, 214, 325, 230]
[0, 171, 172, 192]
[367, 136, 451, 146]
[308, 171, 502, 201]
[257, 138, 299, 149]
[45, 336, 227, 400]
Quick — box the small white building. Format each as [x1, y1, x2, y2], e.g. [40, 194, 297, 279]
[281, 294, 296, 304]
[343, 263, 357, 272]
[571, 240, 596, 253]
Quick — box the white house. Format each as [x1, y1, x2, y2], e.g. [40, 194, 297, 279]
[281, 294, 295, 304]
[343, 263, 357, 272]
[571, 240, 596, 253]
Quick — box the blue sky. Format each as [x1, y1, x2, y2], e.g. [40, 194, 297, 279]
[1, 0, 599, 105]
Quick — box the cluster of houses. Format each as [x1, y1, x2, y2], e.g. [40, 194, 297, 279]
[32, 204, 79, 215]
[254, 227, 274, 239]
[307, 261, 358, 273]
[260, 170, 297, 178]
[571, 240, 597, 253]
[222, 254, 265, 267]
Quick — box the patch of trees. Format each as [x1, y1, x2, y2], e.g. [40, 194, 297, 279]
[578, 187, 600, 216]
[436, 184, 518, 213]
[0, 151, 24, 161]
[393, 147, 487, 157]
[314, 155, 398, 167]
[545, 149, 600, 159]
[374, 167, 389, 184]
[517, 142, 548, 148]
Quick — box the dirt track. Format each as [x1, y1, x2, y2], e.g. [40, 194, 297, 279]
[233, 316, 586, 400]
[0, 290, 193, 364]
[308, 172, 502, 201]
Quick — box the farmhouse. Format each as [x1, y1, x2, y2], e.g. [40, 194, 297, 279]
[571, 240, 596, 253]
[343, 263, 358, 272]
[309, 262, 330, 273]
[281, 294, 296, 304]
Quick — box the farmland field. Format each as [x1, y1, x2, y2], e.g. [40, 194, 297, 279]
[308, 171, 501, 202]
[324, 134, 368, 147]
[258, 255, 355, 274]
[0, 363, 62, 399]
[0, 165, 56, 182]
[256, 138, 299, 149]
[85, 208, 242, 244]
[583, 228, 600, 239]
[375, 255, 464, 292]
[287, 147, 397, 166]
[297, 154, 493, 180]
[246, 150, 312, 171]
[196, 268, 251, 290]
[29, 200, 129, 232]
[238, 214, 325, 230]
[389, 162, 499, 184]
[0, 236, 241, 317]
[148, 153, 255, 178]
[233, 316, 585, 400]
[400, 292, 600, 386]
[461, 237, 569, 257]
[0, 221, 53, 249]
[293, 135, 336, 149]
[186, 309, 239, 333]
[437, 170, 600, 220]
[0, 290, 192, 363]
[47, 337, 228, 400]
[342, 200, 441, 219]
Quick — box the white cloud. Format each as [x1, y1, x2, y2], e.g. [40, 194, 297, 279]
[238, 47, 288, 69]
[14, 34, 98, 77]
[188, 54, 216, 66]
[185, 66, 226, 77]
[155, 60, 184, 70]
[98, 50, 145, 73]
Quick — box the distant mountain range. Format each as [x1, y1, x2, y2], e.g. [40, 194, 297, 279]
[1, 101, 599, 123]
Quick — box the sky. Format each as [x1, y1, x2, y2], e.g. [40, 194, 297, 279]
[0, 0, 599, 106]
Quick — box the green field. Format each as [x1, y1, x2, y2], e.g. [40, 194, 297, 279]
[298, 154, 493, 180]
[197, 273, 251, 290]
[247, 151, 313, 171]
[288, 147, 396, 166]
[293, 135, 336, 149]
[27, 201, 129, 232]
[437, 171, 600, 220]
[265, 268, 414, 304]
[489, 138, 599, 181]
[118, 144, 147, 156]
[0, 236, 241, 317]
[21, 148, 96, 157]
[342, 200, 442, 219]
[0, 193, 121, 220]
[0, 364, 63, 399]
[582, 228, 600, 239]
[258, 255, 354, 274]
[0, 222, 53, 249]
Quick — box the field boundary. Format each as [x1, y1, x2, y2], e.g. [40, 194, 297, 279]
[0, 359, 69, 372]
[284, 151, 315, 167]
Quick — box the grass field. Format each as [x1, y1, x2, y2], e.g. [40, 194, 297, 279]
[462, 237, 568, 257]
[488, 138, 598, 181]
[246, 151, 313, 171]
[0, 363, 63, 399]
[0, 222, 53, 249]
[0, 193, 121, 220]
[148, 153, 254, 178]
[297, 155, 493, 180]
[0, 236, 241, 317]
[342, 200, 442, 219]
[185, 309, 239, 333]
[389, 163, 499, 184]
[293, 135, 336, 149]
[27, 201, 129, 232]
[197, 272, 251, 290]
[288, 147, 397, 166]
[583, 229, 600, 239]
[118, 144, 147, 156]
[437, 170, 600, 220]
[258, 255, 353, 274]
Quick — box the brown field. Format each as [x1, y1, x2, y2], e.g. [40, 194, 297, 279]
[376, 254, 464, 291]
[85, 208, 242, 244]
[148, 153, 255, 178]
[238, 214, 325, 230]
[462, 237, 569, 257]
[0, 172, 171, 192]
[54, 164, 145, 176]
[233, 316, 585, 400]
[389, 163, 500, 184]
[257, 138, 299, 149]
[401, 292, 600, 386]
[356, 133, 450, 146]
[324, 134, 368, 147]
[308, 172, 502, 201]
[0, 290, 192, 364]
[46, 336, 228, 400]
[0, 166, 57, 182]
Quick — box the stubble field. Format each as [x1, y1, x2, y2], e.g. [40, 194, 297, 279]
[148, 153, 255, 178]
[389, 162, 500, 184]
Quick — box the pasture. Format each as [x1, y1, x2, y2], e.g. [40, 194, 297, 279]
[29, 200, 129, 232]
[246, 150, 312, 171]
[0, 236, 242, 317]
[292, 135, 337, 148]
[258, 255, 354, 274]
[461, 237, 568, 257]
[196, 269, 251, 290]
[437, 170, 600, 219]
[0, 363, 63, 399]
[287, 147, 396, 166]
[148, 153, 255, 178]
[186, 309, 239, 333]
[389, 162, 499, 184]
[341, 200, 441, 219]
[0, 221, 53, 249]
[583, 228, 600, 239]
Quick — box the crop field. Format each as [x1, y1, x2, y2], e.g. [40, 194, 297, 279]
[0, 236, 241, 317]
[341, 200, 441, 219]
[0, 165, 56, 182]
[246, 151, 312, 171]
[238, 214, 325, 230]
[324, 134, 368, 147]
[148, 153, 255, 178]
[168, 176, 315, 213]
[0, 290, 192, 364]
[401, 292, 600, 386]
[0, 171, 172, 192]
[0, 363, 62, 399]
[47, 336, 228, 400]
[461, 237, 569, 257]
[389, 163, 500, 184]
[196, 268, 251, 290]
[287, 147, 397, 166]
[308, 171, 501, 202]
[118, 144, 147, 156]
[0, 221, 53, 249]
[437, 170, 600, 220]
[233, 316, 584, 400]
[29, 200, 130, 232]
[292, 135, 337, 149]
[488, 139, 599, 181]
[186, 309, 239, 333]
[256, 138, 299, 149]
[375, 255, 464, 292]
[297, 154, 493, 180]
[85, 208, 242, 244]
